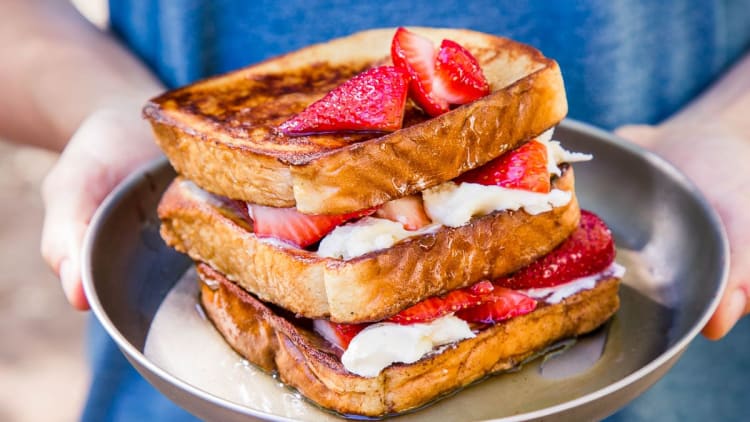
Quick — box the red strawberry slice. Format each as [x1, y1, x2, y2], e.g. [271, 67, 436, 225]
[388, 287, 483, 324]
[467, 279, 495, 295]
[456, 287, 537, 324]
[314, 320, 368, 350]
[456, 140, 551, 193]
[495, 210, 616, 289]
[388, 279, 536, 325]
[433, 39, 490, 104]
[279, 65, 409, 135]
[387, 280, 492, 325]
[374, 194, 432, 230]
[248, 205, 375, 248]
[391, 27, 449, 116]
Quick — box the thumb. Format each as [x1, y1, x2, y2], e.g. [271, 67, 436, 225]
[41, 213, 89, 310]
[40, 157, 105, 310]
[40, 139, 119, 310]
[40, 108, 161, 310]
[614, 124, 660, 149]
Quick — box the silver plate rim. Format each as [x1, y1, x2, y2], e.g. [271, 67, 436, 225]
[81, 118, 730, 421]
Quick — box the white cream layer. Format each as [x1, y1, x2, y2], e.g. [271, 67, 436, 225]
[319, 138, 591, 258]
[317, 217, 441, 260]
[334, 262, 623, 377]
[340, 315, 474, 378]
[422, 139, 591, 228]
[520, 262, 626, 304]
[422, 182, 572, 227]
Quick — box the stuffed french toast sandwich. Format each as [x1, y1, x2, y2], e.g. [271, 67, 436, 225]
[144, 27, 624, 417]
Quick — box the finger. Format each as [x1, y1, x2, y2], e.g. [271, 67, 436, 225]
[40, 155, 105, 267]
[622, 123, 750, 339]
[614, 124, 659, 148]
[40, 219, 90, 310]
[702, 284, 750, 340]
[40, 142, 116, 310]
[701, 201, 750, 339]
[39, 108, 161, 311]
[57, 223, 90, 311]
[40, 165, 99, 310]
[701, 173, 750, 339]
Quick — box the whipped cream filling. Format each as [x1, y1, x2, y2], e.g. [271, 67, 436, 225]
[182, 180, 230, 209]
[520, 262, 626, 304]
[422, 182, 572, 227]
[182, 130, 591, 260]
[340, 315, 474, 378]
[317, 217, 441, 259]
[334, 262, 623, 377]
[422, 138, 591, 228]
[318, 137, 591, 258]
[542, 139, 593, 177]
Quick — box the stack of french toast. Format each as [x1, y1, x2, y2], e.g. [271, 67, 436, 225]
[144, 27, 623, 417]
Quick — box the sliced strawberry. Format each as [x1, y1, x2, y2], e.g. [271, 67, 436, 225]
[374, 194, 432, 230]
[388, 287, 482, 324]
[495, 210, 616, 289]
[456, 140, 551, 193]
[433, 39, 490, 104]
[279, 65, 409, 135]
[313, 320, 368, 350]
[388, 279, 535, 325]
[391, 27, 449, 116]
[467, 280, 495, 295]
[456, 287, 537, 324]
[388, 280, 493, 325]
[248, 205, 375, 248]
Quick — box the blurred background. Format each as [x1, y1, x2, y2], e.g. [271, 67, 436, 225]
[0, 143, 88, 421]
[0, 3, 103, 422]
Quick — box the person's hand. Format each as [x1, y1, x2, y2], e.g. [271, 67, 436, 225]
[617, 121, 750, 339]
[40, 106, 161, 310]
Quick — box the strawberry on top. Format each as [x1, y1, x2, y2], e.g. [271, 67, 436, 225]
[391, 27, 490, 116]
[281, 28, 490, 135]
[391, 27, 450, 116]
[279, 65, 409, 135]
[434, 39, 490, 105]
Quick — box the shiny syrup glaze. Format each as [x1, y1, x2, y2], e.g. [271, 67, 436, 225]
[145, 60, 432, 164]
[144, 269, 614, 420]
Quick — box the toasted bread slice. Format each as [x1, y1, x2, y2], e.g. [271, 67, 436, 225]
[144, 27, 567, 214]
[158, 167, 580, 323]
[197, 263, 620, 417]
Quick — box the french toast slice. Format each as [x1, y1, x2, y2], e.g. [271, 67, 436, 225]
[158, 167, 580, 323]
[144, 27, 567, 214]
[196, 262, 620, 417]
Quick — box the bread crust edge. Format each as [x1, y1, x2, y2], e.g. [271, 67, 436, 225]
[197, 263, 620, 417]
[158, 168, 579, 322]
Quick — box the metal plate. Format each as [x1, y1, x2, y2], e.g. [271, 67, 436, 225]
[82, 119, 728, 421]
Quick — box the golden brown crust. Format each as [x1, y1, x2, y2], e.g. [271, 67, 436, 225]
[145, 27, 567, 213]
[158, 168, 580, 323]
[197, 263, 621, 417]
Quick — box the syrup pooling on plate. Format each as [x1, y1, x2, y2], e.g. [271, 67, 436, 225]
[143, 269, 323, 420]
[144, 268, 620, 420]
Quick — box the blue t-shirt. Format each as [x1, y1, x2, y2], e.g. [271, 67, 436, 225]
[110, 0, 750, 129]
[84, 1, 750, 421]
